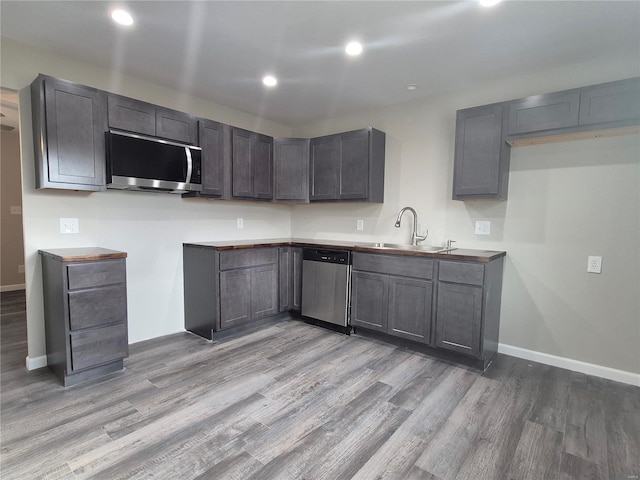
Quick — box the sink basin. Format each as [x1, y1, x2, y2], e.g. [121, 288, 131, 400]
[356, 242, 456, 253]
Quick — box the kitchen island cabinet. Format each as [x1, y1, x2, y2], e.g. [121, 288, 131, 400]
[39, 247, 128, 386]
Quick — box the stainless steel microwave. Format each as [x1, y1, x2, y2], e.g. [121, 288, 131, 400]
[106, 130, 202, 194]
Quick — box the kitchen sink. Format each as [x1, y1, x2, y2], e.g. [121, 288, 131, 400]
[355, 242, 456, 253]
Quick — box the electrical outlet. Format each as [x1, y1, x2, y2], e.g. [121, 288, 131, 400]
[59, 218, 79, 234]
[356, 219, 364, 231]
[10, 206, 21, 215]
[587, 255, 602, 274]
[475, 220, 491, 235]
[237, 217, 244, 229]
[18, 265, 25, 274]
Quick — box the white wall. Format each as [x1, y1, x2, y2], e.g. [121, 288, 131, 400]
[1, 38, 293, 364]
[290, 54, 640, 376]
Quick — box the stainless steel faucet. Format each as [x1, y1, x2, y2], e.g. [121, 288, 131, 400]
[395, 206, 428, 245]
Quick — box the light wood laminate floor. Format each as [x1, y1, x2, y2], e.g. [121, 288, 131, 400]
[1, 290, 638, 479]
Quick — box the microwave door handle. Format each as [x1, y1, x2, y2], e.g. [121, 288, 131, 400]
[185, 147, 193, 183]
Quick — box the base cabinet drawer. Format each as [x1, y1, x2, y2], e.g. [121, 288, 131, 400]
[70, 323, 128, 372]
[68, 285, 127, 330]
[67, 260, 126, 289]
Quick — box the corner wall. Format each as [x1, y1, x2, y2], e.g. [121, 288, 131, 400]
[291, 54, 640, 378]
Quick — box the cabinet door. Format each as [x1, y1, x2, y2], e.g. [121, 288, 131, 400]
[220, 268, 251, 328]
[69, 323, 128, 372]
[199, 119, 227, 197]
[231, 128, 253, 198]
[435, 283, 483, 358]
[388, 277, 432, 344]
[253, 133, 273, 199]
[309, 134, 340, 200]
[274, 137, 309, 202]
[339, 129, 369, 199]
[251, 264, 278, 320]
[291, 247, 303, 311]
[453, 103, 509, 200]
[41, 77, 107, 189]
[579, 78, 640, 126]
[156, 107, 198, 145]
[107, 94, 156, 136]
[279, 247, 291, 312]
[351, 271, 389, 332]
[508, 90, 580, 135]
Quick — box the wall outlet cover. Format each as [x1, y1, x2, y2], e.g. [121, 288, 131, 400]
[356, 219, 364, 231]
[475, 220, 491, 235]
[587, 255, 602, 274]
[237, 218, 244, 229]
[59, 218, 79, 234]
[10, 206, 22, 215]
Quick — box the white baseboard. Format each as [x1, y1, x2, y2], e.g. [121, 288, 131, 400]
[1, 284, 25, 293]
[26, 355, 47, 370]
[498, 343, 640, 387]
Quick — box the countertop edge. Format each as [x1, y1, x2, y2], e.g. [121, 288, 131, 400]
[39, 248, 128, 262]
[183, 240, 506, 262]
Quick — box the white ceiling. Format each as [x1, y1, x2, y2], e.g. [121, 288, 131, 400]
[1, 1, 639, 126]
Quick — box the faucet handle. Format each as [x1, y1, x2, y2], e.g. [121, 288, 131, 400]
[446, 239, 456, 250]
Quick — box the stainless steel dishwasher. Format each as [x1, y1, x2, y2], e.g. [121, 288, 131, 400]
[301, 248, 352, 330]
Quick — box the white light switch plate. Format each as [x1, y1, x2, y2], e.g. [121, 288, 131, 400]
[60, 218, 79, 234]
[10, 206, 22, 215]
[356, 219, 364, 231]
[237, 218, 244, 229]
[475, 220, 491, 235]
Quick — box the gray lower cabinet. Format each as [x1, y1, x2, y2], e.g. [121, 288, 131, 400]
[351, 253, 433, 343]
[452, 103, 510, 200]
[310, 128, 385, 203]
[39, 248, 128, 386]
[231, 127, 274, 200]
[278, 246, 303, 312]
[274, 138, 310, 202]
[31, 74, 107, 191]
[107, 93, 198, 145]
[183, 245, 279, 339]
[435, 258, 504, 368]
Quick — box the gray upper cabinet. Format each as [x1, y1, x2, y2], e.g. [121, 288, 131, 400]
[231, 127, 273, 200]
[309, 134, 340, 200]
[31, 74, 107, 191]
[578, 77, 640, 126]
[253, 133, 274, 200]
[310, 128, 385, 203]
[508, 90, 580, 135]
[198, 119, 229, 197]
[274, 137, 310, 202]
[107, 94, 198, 145]
[452, 103, 510, 200]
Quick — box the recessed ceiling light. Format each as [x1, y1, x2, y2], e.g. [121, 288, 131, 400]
[345, 41, 363, 56]
[406, 84, 418, 91]
[479, 0, 502, 6]
[111, 9, 134, 26]
[263, 75, 278, 87]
